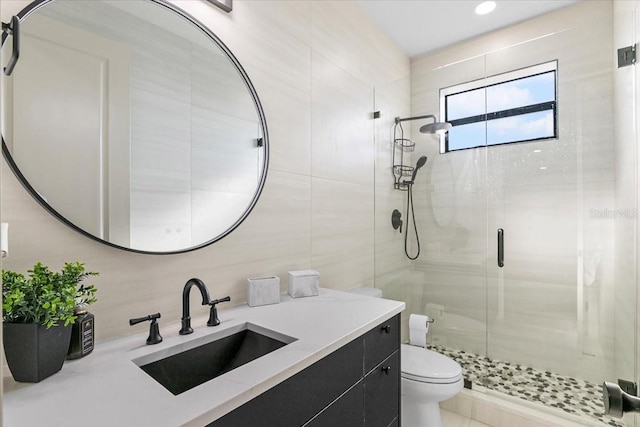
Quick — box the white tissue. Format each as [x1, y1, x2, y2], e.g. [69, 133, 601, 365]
[409, 313, 431, 347]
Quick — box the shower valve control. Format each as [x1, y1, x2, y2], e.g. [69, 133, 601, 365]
[391, 209, 403, 233]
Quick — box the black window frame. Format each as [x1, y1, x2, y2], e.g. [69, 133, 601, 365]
[439, 60, 558, 153]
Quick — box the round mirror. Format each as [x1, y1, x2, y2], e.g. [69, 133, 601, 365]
[1, 0, 269, 254]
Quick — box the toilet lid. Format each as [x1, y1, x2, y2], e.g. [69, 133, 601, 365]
[401, 344, 463, 384]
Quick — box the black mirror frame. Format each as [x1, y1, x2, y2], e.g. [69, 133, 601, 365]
[0, 0, 269, 255]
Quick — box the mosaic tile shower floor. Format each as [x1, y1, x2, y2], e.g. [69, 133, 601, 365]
[431, 345, 624, 427]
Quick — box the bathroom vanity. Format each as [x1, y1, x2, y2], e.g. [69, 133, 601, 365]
[3, 289, 404, 426]
[211, 312, 400, 427]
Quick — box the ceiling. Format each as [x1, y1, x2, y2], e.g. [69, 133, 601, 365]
[357, 0, 581, 58]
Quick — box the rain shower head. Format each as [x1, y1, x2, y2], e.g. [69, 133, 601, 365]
[420, 121, 452, 134]
[410, 155, 428, 183]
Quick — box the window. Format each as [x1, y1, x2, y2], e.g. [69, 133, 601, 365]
[440, 61, 557, 153]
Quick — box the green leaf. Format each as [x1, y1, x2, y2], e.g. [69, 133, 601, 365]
[2, 262, 99, 328]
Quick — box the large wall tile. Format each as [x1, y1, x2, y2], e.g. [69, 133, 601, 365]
[311, 177, 374, 291]
[311, 52, 374, 185]
[311, 1, 408, 88]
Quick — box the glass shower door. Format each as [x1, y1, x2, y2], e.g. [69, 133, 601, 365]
[484, 6, 636, 426]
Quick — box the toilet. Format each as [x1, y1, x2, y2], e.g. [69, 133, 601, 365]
[401, 343, 463, 427]
[349, 287, 464, 427]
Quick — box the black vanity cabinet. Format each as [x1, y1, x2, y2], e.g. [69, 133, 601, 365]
[363, 315, 400, 427]
[209, 314, 401, 427]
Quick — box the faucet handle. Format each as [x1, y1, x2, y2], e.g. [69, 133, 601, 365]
[129, 313, 163, 345]
[209, 296, 231, 305]
[207, 296, 231, 327]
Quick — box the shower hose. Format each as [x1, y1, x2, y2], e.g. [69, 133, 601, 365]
[404, 183, 420, 260]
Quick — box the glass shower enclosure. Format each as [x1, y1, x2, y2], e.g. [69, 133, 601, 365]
[375, 2, 639, 425]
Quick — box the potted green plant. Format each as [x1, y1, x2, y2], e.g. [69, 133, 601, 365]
[2, 262, 98, 382]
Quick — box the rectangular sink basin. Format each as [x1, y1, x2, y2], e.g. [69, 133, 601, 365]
[133, 323, 296, 395]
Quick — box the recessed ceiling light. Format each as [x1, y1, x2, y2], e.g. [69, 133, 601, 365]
[475, 1, 496, 15]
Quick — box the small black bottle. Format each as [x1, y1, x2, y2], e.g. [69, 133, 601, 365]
[67, 305, 95, 360]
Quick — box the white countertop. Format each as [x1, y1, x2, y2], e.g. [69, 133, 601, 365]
[3, 288, 404, 427]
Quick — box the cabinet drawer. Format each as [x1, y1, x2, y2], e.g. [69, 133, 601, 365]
[304, 380, 364, 427]
[364, 350, 399, 427]
[364, 314, 400, 373]
[210, 337, 364, 427]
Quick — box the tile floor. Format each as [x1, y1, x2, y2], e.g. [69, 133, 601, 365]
[432, 345, 624, 427]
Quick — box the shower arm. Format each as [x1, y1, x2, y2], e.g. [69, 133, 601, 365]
[395, 115, 437, 125]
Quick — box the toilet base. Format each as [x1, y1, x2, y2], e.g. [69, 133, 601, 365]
[401, 399, 442, 427]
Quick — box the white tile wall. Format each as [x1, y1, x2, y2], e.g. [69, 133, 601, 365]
[310, 52, 374, 185]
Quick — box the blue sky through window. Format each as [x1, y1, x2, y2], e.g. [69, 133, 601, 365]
[487, 110, 554, 145]
[486, 72, 555, 113]
[447, 122, 485, 150]
[444, 66, 556, 152]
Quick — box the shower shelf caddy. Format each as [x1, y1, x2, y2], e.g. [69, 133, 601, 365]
[393, 137, 415, 191]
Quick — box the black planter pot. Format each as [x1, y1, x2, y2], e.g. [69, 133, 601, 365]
[3, 322, 73, 382]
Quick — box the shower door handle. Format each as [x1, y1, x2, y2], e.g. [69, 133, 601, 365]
[497, 228, 504, 268]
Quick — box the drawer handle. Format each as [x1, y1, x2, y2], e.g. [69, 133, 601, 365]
[381, 366, 391, 375]
[381, 325, 391, 334]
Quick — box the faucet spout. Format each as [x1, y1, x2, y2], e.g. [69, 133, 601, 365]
[179, 278, 211, 335]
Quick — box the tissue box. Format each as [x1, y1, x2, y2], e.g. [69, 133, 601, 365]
[287, 270, 319, 298]
[247, 276, 280, 307]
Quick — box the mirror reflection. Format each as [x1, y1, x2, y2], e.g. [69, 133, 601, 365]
[2, 0, 268, 253]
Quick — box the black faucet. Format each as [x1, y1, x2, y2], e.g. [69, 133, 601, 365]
[179, 278, 211, 335]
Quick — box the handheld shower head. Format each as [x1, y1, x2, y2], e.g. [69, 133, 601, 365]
[410, 156, 428, 183]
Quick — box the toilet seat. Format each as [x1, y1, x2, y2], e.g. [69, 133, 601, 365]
[401, 344, 463, 384]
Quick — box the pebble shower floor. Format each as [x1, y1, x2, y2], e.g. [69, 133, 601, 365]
[432, 345, 624, 427]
